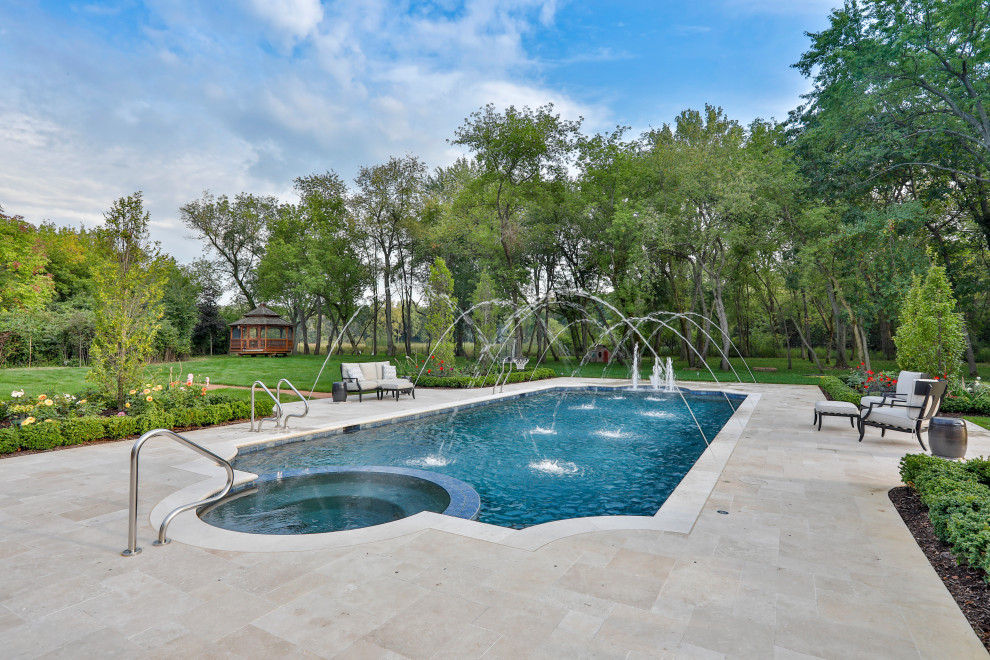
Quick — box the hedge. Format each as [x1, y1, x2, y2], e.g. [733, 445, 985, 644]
[940, 395, 990, 416]
[0, 398, 277, 456]
[900, 454, 990, 580]
[414, 367, 557, 389]
[819, 375, 862, 405]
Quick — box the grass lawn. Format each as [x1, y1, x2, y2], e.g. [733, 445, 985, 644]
[3, 353, 989, 397]
[965, 416, 990, 430]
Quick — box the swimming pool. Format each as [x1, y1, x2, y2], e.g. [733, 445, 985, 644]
[206, 388, 740, 531]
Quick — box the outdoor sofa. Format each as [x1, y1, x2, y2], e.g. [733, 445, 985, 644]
[339, 361, 414, 402]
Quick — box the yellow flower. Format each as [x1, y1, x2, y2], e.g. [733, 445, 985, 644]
[146, 396, 153, 402]
[37, 394, 47, 401]
[153, 385, 162, 391]
[125, 403, 130, 408]
[142, 389, 151, 395]
[43, 419, 55, 423]
[44, 399, 53, 406]
[79, 399, 87, 404]
[144, 383, 151, 388]
[129, 390, 137, 395]
[22, 417, 35, 425]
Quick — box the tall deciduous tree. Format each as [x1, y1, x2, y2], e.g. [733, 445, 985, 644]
[180, 191, 277, 307]
[87, 193, 166, 408]
[353, 156, 426, 357]
[424, 257, 456, 369]
[451, 103, 581, 305]
[0, 207, 54, 311]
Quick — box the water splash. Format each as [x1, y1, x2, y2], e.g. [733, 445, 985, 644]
[641, 410, 674, 419]
[571, 403, 596, 411]
[529, 459, 579, 475]
[407, 454, 453, 467]
[595, 429, 629, 439]
[530, 426, 557, 435]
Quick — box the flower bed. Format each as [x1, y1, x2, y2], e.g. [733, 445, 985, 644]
[0, 383, 275, 455]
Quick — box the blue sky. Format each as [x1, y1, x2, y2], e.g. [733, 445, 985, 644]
[0, 0, 839, 263]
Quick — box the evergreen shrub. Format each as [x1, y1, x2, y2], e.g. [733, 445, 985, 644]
[900, 454, 990, 580]
[819, 376, 861, 405]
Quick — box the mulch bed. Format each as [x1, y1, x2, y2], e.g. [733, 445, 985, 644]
[889, 485, 990, 651]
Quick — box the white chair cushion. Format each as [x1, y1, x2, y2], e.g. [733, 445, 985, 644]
[381, 364, 397, 379]
[358, 363, 378, 381]
[343, 365, 364, 381]
[861, 406, 915, 430]
[815, 400, 858, 414]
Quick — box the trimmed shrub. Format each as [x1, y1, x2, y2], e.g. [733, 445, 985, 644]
[900, 453, 990, 580]
[61, 417, 107, 445]
[104, 415, 138, 439]
[819, 376, 861, 405]
[0, 427, 19, 454]
[415, 367, 556, 388]
[19, 420, 65, 450]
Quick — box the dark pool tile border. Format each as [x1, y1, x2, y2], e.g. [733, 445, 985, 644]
[237, 385, 747, 456]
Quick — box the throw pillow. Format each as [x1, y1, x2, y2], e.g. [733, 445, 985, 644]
[344, 366, 364, 381]
[381, 365, 397, 379]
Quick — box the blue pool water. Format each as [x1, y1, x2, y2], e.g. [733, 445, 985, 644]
[224, 389, 739, 530]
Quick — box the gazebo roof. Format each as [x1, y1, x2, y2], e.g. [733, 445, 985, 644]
[228, 303, 294, 327]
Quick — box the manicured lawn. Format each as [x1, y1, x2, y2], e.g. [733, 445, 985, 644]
[3, 353, 989, 397]
[965, 416, 990, 430]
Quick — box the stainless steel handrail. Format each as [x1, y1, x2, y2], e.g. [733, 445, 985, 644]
[251, 380, 282, 432]
[276, 378, 309, 430]
[122, 428, 235, 557]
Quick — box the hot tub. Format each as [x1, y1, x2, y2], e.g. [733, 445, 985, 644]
[199, 466, 480, 535]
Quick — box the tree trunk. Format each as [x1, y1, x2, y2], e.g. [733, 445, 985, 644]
[790, 317, 824, 373]
[964, 325, 979, 377]
[314, 298, 323, 357]
[826, 278, 848, 368]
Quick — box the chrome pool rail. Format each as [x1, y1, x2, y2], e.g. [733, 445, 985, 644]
[251, 380, 283, 432]
[122, 428, 235, 557]
[276, 378, 309, 430]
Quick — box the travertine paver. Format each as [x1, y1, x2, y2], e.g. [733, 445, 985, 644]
[0, 380, 986, 659]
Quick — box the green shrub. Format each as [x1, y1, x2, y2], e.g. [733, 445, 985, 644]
[414, 367, 556, 388]
[19, 420, 65, 450]
[819, 376, 861, 405]
[900, 453, 990, 580]
[0, 427, 19, 453]
[61, 417, 107, 445]
[104, 415, 138, 439]
[230, 401, 252, 419]
[253, 399, 275, 417]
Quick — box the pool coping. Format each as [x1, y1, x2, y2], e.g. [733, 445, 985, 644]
[150, 380, 759, 552]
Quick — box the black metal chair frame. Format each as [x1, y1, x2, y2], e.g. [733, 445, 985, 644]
[858, 380, 947, 451]
[813, 407, 858, 430]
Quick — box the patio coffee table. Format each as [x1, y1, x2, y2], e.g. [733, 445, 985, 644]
[378, 380, 415, 400]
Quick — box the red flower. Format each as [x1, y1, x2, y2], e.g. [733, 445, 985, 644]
[867, 370, 873, 375]
[867, 376, 873, 382]
[892, 379, 898, 384]
[427, 369, 431, 374]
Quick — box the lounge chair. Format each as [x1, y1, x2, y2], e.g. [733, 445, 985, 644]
[860, 370, 927, 408]
[339, 361, 413, 402]
[858, 378, 947, 450]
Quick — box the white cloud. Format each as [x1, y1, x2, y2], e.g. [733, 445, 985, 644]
[247, 0, 323, 44]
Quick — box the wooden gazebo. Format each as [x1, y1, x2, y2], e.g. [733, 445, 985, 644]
[228, 304, 295, 356]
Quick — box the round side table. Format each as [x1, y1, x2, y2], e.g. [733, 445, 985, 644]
[928, 417, 967, 460]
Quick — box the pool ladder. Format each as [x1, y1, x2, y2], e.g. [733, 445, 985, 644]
[250, 378, 309, 432]
[122, 428, 235, 556]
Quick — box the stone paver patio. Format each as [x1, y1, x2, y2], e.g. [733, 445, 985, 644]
[0, 380, 986, 659]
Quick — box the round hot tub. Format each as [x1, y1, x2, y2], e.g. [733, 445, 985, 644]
[199, 466, 480, 535]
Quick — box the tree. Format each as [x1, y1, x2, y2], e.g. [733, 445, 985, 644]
[87, 193, 166, 408]
[451, 103, 581, 309]
[0, 207, 54, 311]
[180, 191, 277, 307]
[894, 262, 967, 380]
[424, 257, 456, 368]
[796, 1, 990, 244]
[352, 156, 426, 357]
